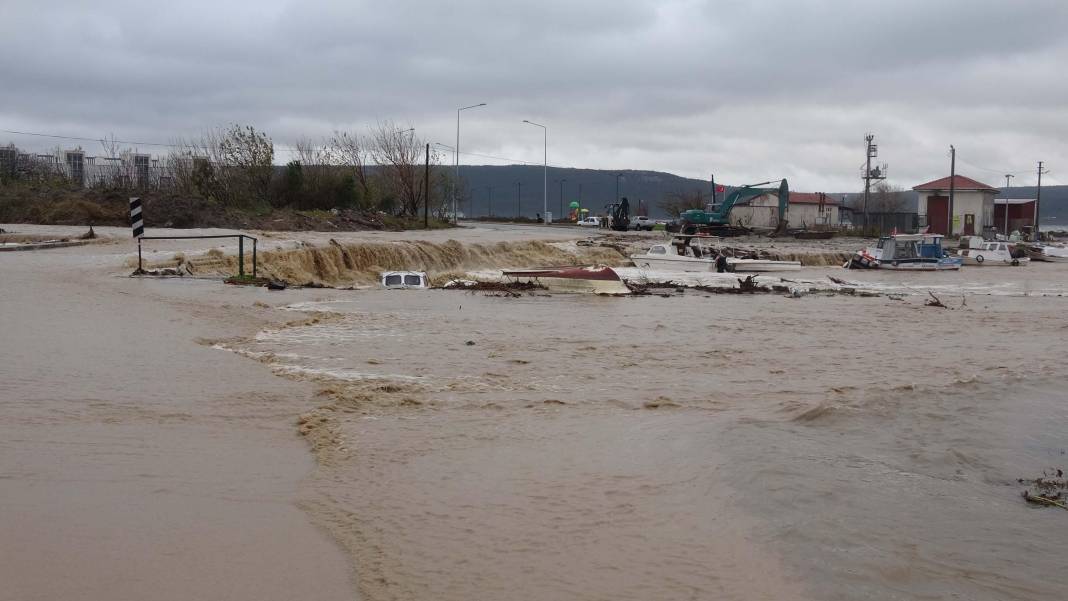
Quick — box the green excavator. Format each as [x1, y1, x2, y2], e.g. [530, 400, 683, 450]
[675, 179, 789, 236]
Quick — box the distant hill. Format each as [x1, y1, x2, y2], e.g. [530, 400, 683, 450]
[457, 165, 714, 219]
[999, 185, 1068, 226]
[457, 165, 1068, 223]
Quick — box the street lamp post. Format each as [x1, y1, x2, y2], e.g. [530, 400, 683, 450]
[522, 120, 547, 223]
[616, 173, 624, 203]
[455, 103, 486, 224]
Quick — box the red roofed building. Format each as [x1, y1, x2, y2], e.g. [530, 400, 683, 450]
[913, 175, 999, 236]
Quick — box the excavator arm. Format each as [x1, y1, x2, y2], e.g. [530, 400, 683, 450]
[681, 179, 789, 226]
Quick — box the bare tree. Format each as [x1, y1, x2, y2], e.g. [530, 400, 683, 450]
[218, 124, 274, 206]
[869, 183, 908, 212]
[659, 189, 705, 218]
[329, 130, 373, 206]
[369, 121, 426, 216]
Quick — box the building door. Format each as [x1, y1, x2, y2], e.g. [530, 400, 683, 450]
[964, 214, 975, 236]
[927, 196, 948, 234]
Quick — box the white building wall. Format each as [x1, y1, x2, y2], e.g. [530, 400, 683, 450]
[789, 204, 839, 228]
[917, 190, 995, 235]
[728, 193, 839, 228]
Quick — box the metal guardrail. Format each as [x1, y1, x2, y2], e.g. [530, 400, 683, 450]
[137, 234, 258, 278]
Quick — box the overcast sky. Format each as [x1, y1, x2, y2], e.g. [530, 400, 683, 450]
[2, 0, 1065, 191]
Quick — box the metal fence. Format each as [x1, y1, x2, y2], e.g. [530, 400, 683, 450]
[0, 146, 180, 190]
[847, 212, 920, 235]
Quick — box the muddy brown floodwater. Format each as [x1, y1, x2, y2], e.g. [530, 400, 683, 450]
[4, 224, 1068, 601]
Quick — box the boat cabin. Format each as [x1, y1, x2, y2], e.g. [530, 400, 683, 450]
[874, 234, 946, 261]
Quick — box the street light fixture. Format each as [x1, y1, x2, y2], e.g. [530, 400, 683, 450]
[455, 103, 487, 224]
[522, 120, 547, 223]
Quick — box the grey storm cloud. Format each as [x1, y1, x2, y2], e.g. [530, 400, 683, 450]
[2, 0, 1066, 191]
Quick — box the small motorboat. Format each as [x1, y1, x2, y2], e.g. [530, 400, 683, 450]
[630, 241, 716, 272]
[630, 235, 801, 272]
[847, 233, 963, 270]
[381, 271, 430, 289]
[501, 266, 630, 294]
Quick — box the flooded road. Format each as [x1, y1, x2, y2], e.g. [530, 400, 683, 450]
[228, 281, 1068, 600]
[0, 233, 354, 601]
[4, 224, 1068, 600]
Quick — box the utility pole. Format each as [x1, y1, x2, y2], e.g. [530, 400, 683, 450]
[949, 145, 956, 236]
[423, 143, 430, 229]
[861, 135, 885, 231]
[710, 173, 717, 207]
[1002, 173, 1013, 235]
[863, 134, 874, 229]
[515, 181, 521, 219]
[1036, 161, 1048, 239]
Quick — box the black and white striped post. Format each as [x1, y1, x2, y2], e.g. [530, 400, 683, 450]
[131, 197, 145, 272]
[130, 197, 144, 238]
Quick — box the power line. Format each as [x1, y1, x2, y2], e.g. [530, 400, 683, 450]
[2, 127, 563, 164]
[0, 128, 306, 153]
[1, 129, 180, 148]
[2, 126, 691, 177]
[956, 157, 1031, 178]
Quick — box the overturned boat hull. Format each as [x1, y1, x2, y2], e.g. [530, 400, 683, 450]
[502, 266, 631, 294]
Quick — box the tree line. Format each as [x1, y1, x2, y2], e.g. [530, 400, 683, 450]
[0, 121, 459, 219]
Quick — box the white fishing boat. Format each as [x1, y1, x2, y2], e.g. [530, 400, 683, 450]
[956, 240, 1029, 266]
[502, 266, 631, 294]
[630, 236, 801, 272]
[630, 242, 716, 272]
[847, 233, 963, 271]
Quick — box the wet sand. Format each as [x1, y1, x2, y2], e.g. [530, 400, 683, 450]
[4, 223, 1068, 600]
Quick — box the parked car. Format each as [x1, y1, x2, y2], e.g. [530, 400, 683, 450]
[578, 216, 601, 227]
[631, 216, 655, 231]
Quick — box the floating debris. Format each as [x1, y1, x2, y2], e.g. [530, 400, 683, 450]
[443, 280, 546, 297]
[1019, 470, 1068, 510]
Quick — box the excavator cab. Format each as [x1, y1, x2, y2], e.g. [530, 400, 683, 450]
[606, 197, 630, 232]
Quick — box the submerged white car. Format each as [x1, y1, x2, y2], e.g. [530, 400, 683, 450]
[381, 271, 430, 288]
[957, 241, 1029, 266]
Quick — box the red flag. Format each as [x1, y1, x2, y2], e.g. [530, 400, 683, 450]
[715, 185, 725, 193]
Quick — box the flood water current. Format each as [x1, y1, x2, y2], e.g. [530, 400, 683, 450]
[222, 269, 1068, 600]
